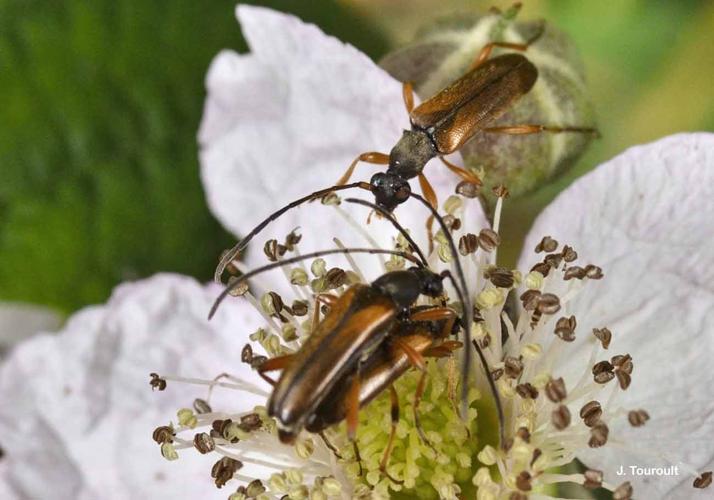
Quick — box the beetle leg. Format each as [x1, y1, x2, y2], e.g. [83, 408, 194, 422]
[423, 340, 463, 358]
[336, 152, 390, 186]
[410, 306, 457, 323]
[346, 370, 361, 441]
[352, 441, 364, 477]
[256, 354, 294, 386]
[379, 385, 405, 484]
[417, 173, 438, 252]
[412, 369, 438, 453]
[394, 337, 427, 372]
[439, 157, 482, 186]
[318, 431, 343, 460]
[402, 81, 415, 114]
[470, 21, 546, 69]
[315, 293, 338, 307]
[482, 124, 600, 137]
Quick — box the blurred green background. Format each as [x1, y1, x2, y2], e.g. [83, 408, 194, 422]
[1, 0, 712, 316]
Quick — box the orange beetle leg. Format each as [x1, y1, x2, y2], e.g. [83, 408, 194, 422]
[336, 152, 390, 186]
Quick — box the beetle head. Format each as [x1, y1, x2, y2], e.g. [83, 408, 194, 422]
[414, 267, 444, 298]
[369, 172, 411, 212]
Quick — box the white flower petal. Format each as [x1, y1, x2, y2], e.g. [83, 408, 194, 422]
[0, 274, 266, 499]
[199, 6, 487, 284]
[520, 133, 714, 498]
[0, 302, 62, 354]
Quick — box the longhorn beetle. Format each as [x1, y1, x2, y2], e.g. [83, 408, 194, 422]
[213, 189, 503, 442]
[210, 197, 505, 452]
[336, 6, 598, 214]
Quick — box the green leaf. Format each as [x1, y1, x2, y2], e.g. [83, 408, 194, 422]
[0, 0, 387, 312]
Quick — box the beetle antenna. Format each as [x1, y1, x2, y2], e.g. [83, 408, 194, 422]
[209, 247, 421, 320]
[344, 197, 429, 268]
[214, 182, 372, 284]
[407, 193, 500, 436]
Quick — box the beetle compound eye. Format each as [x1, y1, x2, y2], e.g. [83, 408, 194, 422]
[370, 172, 387, 188]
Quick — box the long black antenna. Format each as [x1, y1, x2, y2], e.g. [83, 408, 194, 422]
[214, 182, 371, 283]
[344, 197, 428, 268]
[407, 192, 501, 435]
[209, 247, 421, 320]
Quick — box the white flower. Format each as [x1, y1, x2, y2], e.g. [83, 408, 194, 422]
[0, 275, 268, 499]
[1, 5, 712, 500]
[197, 7, 713, 498]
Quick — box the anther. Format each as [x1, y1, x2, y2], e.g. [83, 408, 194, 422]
[545, 377, 567, 403]
[520, 289, 541, 311]
[563, 266, 586, 280]
[443, 214, 461, 231]
[584, 264, 604, 279]
[241, 344, 253, 364]
[504, 356, 524, 379]
[456, 180, 480, 198]
[516, 383, 539, 399]
[515, 471, 532, 491]
[283, 229, 302, 251]
[616, 370, 631, 390]
[544, 253, 563, 269]
[535, 236, 558, 253]
[583, 469, 603, 489]
[324, 268, 347, 289]
[152, 425, 175, 444]
[477, 228, 501, 252]
[246, 479, 267, 497]
[149, 373, 167, 391]
[627, 409, 650, 427]
[211, 457, 243, 488]
[193, 432, 216, 454]
[516, 427, 531, 443]
[492, 185, 510, 198]
[263, 239, 287, 262]
[612, 481, 633, 500]
[537, 293, 561, 314]
[592, 360, 615, 384]
[561, 245, 578, 262]
[530, 448, 542, 467]
[459, 233, 478, 256]
[239, 413, 263, 432]
[612, 354, 633, 373]
[226, 276, 249, 297]
[693, 471, 712, 489]
[262, 292, 284, 316]
[290, 300, 309, 317]
[485, 267, 515, 288]
[531, 262, 552, 277]
[193, 398, 212, 414]
[592, 327, 612, 349]
[552, 404, 571, 430]
[588, 422, 609, 448]
[554, 315, 577, 342]
[580, 401, 603, 427]
[290, 268, 308, 286]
